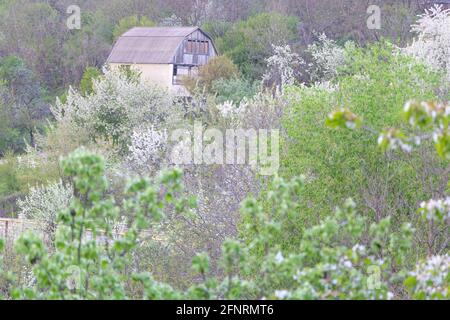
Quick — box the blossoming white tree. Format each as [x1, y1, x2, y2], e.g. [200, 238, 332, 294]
[263, 45, 303, 91]
[17, 180, 73, 240]
[306, 34, 354, 82]
[51, 69, 182, 152]
[404, 5, 450, 81]
[126, 125, 168, 174]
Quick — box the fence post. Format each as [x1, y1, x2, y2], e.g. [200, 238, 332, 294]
[5, 220, 8, 244]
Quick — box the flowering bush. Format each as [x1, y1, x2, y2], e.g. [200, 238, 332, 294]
[51, 69, 182, 152]
[0, 142, 447, 300]
[306, 34, 354, 82]
[17, 180, 73, 239]
[263, 45, 303, 91]
[126, 126, 168, 174]
[406, 255, 449, 300]
[403, 5, 450, 81]
[419, 197, 450, 223]
[0, 150, 414, 299]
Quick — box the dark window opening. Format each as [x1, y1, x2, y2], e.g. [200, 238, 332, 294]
[173, 65, 193, 85]
[185, 40, 209, 55]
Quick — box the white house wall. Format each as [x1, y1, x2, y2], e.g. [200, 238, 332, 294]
[109, 63, 189, 96]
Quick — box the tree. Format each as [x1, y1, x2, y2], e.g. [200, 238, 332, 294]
[403, 5, 450, 81]
[112, 15, 156, 41]
[0, 94, 21, 155]
[62, 11, 113, 87]
[281, 42, 448, 246]
[51, 69, 180, 153]
[0, 1, 63, 92]
[216, 12, 299, 80]
[263, 45, 303, 91]
[1, 148, 447, 299]
[0, 56, 49, 148]
[79, 67, 102, 96]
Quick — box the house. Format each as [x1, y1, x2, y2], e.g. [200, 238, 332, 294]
[107, 26, 217, 95]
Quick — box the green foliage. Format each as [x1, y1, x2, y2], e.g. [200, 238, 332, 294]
[0, 98, 21, 155]
[281, 42, 447, 228]
[183, 56, 239, 94]
[3, 148, 194, 299]
[54, 69, 178, 153]
[0, 55, 48, 149]
[201, 21, 233, 40]
[212, 77, 259, 104]
[79, 67, 102, 96]
[112, 16, 155, 41]
[216, 12, 299, 80]
[0, 153, 20, 197]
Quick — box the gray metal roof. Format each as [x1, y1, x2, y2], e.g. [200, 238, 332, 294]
[121, 27, 199, 37]
[107, 27, 200, 64]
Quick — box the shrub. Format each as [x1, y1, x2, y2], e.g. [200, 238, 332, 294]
[79, 67, 101, 96]
[17, 180, 73, 240]
[52, 69, 182, 153]
[212, 77, 259, 104]
[0, 144, 448, 299]
[403, 5, 450, 81]
[183, 56, 239, 94]
[281, 42, 447, 235]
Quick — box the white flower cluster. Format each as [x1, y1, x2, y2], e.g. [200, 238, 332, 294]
[404, 100, 450, 124]
[264, 44, 303, 89]
[216, 100, 248, 119]
[51, 69, 177, 148]
[126, 125, 168, 172]
[403, 5, 450, 80]
[312, 81, 338, 93]
[377, 129, 413, 153]
[17, 180, 73, 233]
[419, 197, 450, 222]
[410, 254, 450, 299]
[307, 34, 354, 82]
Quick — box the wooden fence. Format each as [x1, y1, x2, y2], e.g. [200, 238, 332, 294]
[0, 218, 44, 246]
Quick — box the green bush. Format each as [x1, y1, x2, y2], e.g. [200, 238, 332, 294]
[182, 56, 239, 94]
[281, 42, 448, 232]
[212, 77, 259, 104]
[79, 67, 101, 96]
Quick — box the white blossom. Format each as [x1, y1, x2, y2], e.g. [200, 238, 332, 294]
[51, 69, 179, 149]
[275, 290, 291, 299]
[410, 254, 450, 299]
[419, 197, 450, 222]
[17, 180, 73, 236]
[264, 44, 303, 90]
[126, 125, 168, 173]
[307, 34, 354, 82]
[275, 251, 285, 264]
[403, 5, 450, 81]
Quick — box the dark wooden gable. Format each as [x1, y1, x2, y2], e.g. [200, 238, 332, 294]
[173, 29, 217, 66]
